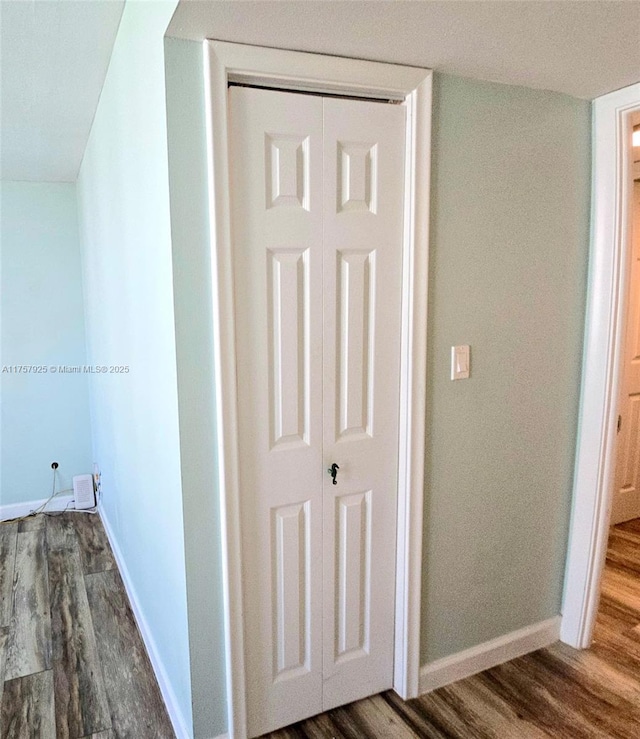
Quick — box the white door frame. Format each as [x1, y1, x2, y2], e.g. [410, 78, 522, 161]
[561, 82, 640, 648]
[203, 40, 432, 738]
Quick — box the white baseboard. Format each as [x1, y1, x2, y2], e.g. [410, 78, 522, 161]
[99, 507, 192, 739]
[419, 616, 561, 694]
[0, 494, 75, 521]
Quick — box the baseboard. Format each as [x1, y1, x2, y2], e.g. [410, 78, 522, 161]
[0, 494, 75, 521]
[99, 507, 192, 739]
[419, 616, 561, 694]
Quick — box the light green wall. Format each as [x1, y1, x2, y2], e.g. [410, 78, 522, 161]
[1, 181, 92, 506]
[164, 37, 227, 738]
[421, 74, 590, 662]
[75, 1, 192, 735]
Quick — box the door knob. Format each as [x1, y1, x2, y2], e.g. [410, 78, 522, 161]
[327, 463, 339, 485]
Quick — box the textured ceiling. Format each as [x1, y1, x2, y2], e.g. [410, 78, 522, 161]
[168, 0, 640, 100]
[2, 1, 639, 183]
[0, 0, 125, 182]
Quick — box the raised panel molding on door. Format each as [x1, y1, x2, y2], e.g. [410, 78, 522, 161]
[335, 491, 372, 661]
[338, 142, 378, 213]
[266, 134, 310, 210]
[272, 501, 311, 679]
[337, 249, 376, 439]
[267, 248, 310, 449]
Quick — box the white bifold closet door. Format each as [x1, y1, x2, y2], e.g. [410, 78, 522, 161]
[229, 85, 405, 738]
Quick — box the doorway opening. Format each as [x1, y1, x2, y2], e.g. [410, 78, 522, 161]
[610, 112, 640, 526]
[585, 108, 640, 680]
[562, 85, 640, 650]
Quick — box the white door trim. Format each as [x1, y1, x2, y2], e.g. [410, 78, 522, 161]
[203, 40, 432, 738]
[561, 82, 640, 648]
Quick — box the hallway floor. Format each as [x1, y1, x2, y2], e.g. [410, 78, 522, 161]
[1, 514, 639, 738]
[0, 512, 174, 738]
[261, 518, 640, 738]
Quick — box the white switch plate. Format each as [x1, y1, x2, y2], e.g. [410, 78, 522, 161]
[451, 345, 470, 380]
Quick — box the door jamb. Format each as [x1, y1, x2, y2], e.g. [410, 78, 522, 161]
[561, 82, 640, 648]
[203, 40, 432, 738]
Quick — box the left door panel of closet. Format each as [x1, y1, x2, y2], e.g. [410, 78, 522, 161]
[229, 86, 325, 738]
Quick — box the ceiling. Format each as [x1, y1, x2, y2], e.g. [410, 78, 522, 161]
[1, 1, 639, 184]
[168, 0, 640, 101]
[0, 0, 125, 182]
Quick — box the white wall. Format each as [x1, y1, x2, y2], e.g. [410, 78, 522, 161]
[75, 1, 192, 735]
[165, 37, 228, 738]
[1, 181, 92, 506]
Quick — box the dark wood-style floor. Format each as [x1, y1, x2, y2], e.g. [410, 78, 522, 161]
[2, 514, 639, 738]
[261, 518, 640, 739]
[0, 512, 174, 739]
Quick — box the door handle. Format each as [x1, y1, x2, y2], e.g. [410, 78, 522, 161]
[327, 463, 339, 485]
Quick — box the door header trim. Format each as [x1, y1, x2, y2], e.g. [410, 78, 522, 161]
[211, 40, 428, 101]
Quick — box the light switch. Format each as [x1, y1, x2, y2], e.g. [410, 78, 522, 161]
[451, 345, 470, 380]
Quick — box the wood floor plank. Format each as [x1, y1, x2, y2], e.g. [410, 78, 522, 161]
[0, 626, 9, 709]
[618, 517, 640, 535]
[84, 569, 174, 738]
[390, 683, 498, 739]
[5, 530, 51, 680]
[45, 513, 79, 551]
[475, 659, 611, 739]
[326, 702, 405, 739]
[380, 690, 456, 739]
[345, 694, 421, 738]
[599, 567, 640, 619]
[590, 627, 640, 684]
[522, 648, 640, 738]
[605, 530, 640, 569]
[595, 595, 640, 634]
[286, 713, 345, 739]
[18, 515, 46, 533]
[607, 526, 640, 550]
[438, 675, 548, 738]
[0, 522, 17, 627]
[0, 670, 56, 739]
[70, 513, 116, 575]
[48, 538, 112, 738]
[302, 711, 362, 739]
[545, 639, 640, 704]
